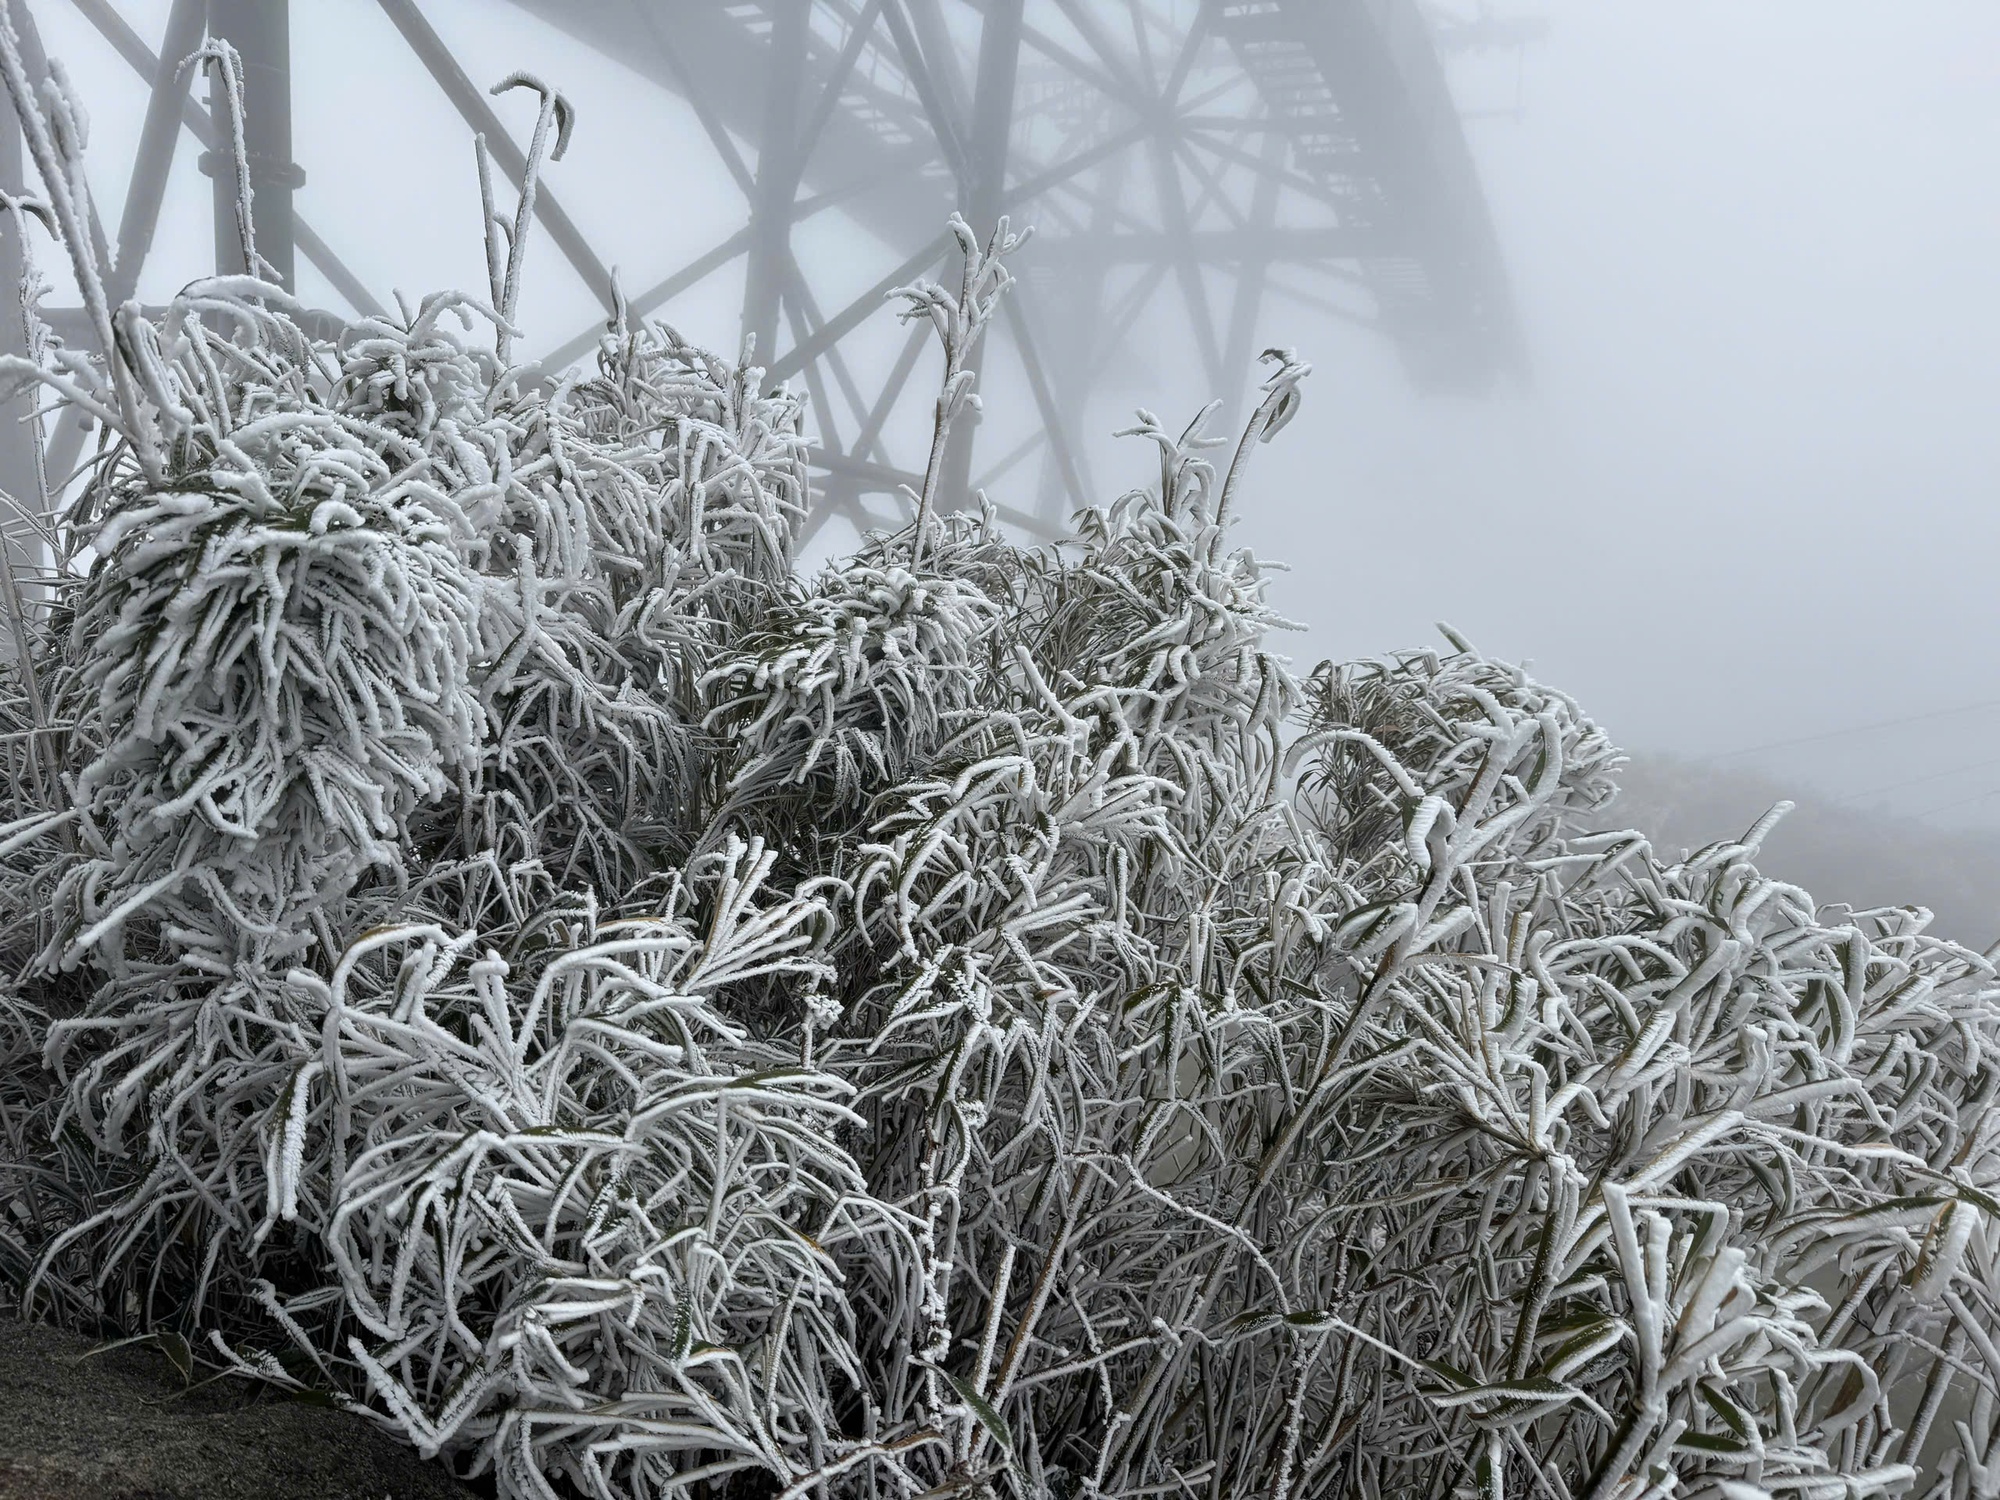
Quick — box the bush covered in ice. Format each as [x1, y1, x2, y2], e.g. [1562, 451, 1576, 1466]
[4, 32, 2000, 1500]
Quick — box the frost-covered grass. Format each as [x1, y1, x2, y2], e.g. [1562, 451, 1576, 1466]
[3, 19, 2000, 1500]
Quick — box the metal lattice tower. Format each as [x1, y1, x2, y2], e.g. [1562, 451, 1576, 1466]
[1, 0, 1526, 542]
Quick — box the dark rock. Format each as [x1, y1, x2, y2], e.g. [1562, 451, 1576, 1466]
[0, 1316, 484, 1500]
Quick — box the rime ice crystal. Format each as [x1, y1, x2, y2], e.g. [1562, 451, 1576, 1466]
[0, 20, 1998, 1500]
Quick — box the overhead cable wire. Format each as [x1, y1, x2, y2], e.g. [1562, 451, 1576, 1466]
[1906, 787, 2000, 822]
[1832, 755, 2000, 806]
[1713, 699, 2000, 760]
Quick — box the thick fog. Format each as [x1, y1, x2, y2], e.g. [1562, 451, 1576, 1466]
[1236, 0, 2000, 832]
[25, 0, 2000, 832]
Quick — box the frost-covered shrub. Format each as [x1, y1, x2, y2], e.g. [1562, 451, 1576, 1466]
[3, 24, 2000, 1500]
[55, 288, 490, 980]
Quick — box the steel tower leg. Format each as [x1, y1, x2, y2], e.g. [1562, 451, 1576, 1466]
[938, 0, 1023, 513]
[205, 0, 299, 289]
[0, 92, 38, 576]
[1220, 125, 1287, 426]
[1033, 147, 1127, 519]
[744, 0, 812, 371]
[108, 0, 206, 308]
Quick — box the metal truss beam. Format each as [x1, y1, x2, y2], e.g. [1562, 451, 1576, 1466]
[1031, 223, 1398, 267]
[1213, 0, 1526, 390]
[936, 0, 1024, 511]
[744, 0, 813, 365]
[768, 230, 952, 385]
[508, 0, 956, 268]
[106, 0, 201, 305]
[497, 0, 1524, 481]
[24, 0, 1525, 534]
[64, 0, 384, 314]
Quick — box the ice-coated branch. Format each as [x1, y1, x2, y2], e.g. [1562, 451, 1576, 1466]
[485, 71, 574, 364]
[0, 0, 156, 480]
[178, 40, 273, 284]
[888, 212, 1029, 563]
[1217, 345, 1308, 525]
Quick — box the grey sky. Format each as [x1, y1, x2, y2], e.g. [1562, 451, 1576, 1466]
[28, 0, 2000, 822]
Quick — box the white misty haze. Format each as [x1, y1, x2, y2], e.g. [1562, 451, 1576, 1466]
[1234, 0, 2000, 824]
[20, 0, 2000, 821]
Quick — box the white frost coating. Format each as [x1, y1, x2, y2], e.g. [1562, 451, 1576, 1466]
[0, 20, 1998, 1500]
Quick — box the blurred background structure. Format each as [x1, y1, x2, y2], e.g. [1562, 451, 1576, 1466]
[0, 0, 1528, 543]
